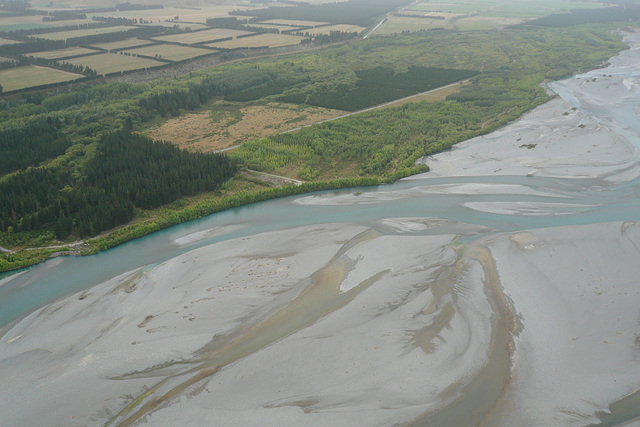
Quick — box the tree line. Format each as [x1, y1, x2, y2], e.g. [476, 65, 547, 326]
[0, 130, 237, 239]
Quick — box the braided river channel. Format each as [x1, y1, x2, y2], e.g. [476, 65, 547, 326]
[3, 32, 640, 427]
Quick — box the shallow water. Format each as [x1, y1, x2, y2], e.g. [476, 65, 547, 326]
[2, 172, 638, 329]
[3, 31, 640, 427]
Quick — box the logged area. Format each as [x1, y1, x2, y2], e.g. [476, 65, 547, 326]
[146, 102, 345, 153]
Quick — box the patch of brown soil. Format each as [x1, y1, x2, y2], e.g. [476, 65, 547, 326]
[145, 101, 344, 152]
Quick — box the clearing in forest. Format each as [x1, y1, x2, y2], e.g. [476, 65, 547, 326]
[145, 102, 344, 153]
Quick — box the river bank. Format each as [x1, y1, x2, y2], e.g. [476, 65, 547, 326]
[2, 31, 640, 427]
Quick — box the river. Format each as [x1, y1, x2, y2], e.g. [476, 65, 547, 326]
[2, 31, 640, 427]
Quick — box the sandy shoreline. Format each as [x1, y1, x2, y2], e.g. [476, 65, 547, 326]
[3, 31, 640, 427]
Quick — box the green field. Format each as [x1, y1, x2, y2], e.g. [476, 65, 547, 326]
[64, 52, 164, 75]
[375, 16, 454, 34]
[30, 46, 101, 60]
[408, 0, 605, 17]
[123, 44, 214, 61]
[0, 65, 83, 91]
[455, 16, 523, 30]
[90, 38, 154, 51]
[207, 33, 306, 49]
[34, 25, 134, 41]
[152, 28, 255, 45]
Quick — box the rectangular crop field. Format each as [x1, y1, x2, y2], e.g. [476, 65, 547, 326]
[30, 46, 101, 60]
[34, 25, 134, 41]
[259, 19, 329, 27]
[63, 52, 163, 75]
[454, 16, 524, 30]
[206, 34, 306, 49]
[0, 37, 20, 46]
[89, 38, 154, 51]
[139, 21, 209, 30]
[0, 65, 83, 92]
[152, 28, 255, 45]
[84, 5, 249, 24]
[407, 0, 604, 17]
[242, 24, 302, 32]
[373, 16, 454, 34]
[123, 44, 215, 61]
[303, 24, 366, 36]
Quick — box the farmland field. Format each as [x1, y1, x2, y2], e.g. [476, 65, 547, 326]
[206, 33, 306, 49]
[243, 24, 302, 32]
[34, 25, 134, 41]
[374, 16, 455, 34]
[455, 16, 524, 30]
[303, 24, 366, 36]
[0, 65, 83, 91]
[29, 46, 100, 60]
[84, 6, 251, 24]
[63, 52, 163, 74]
[139, 21, 209, 30]
[89, 38, 154, 51]
[123, 44, 215, 61]
[152, 28, 255, 45]
[0, 37, 20, 46]
[407, 0, 604, 17]
[260, 19, 329, 27]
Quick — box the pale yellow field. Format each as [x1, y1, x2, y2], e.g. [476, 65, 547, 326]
[64, 52, 163, 75]
[0, 65, 83, 92]
[138, 21, 209, 30]
[206, 33, 305, 49]
[260, 19, 329, 27]
[123, 44, 215, 61]
[303, 24, 366, 35]
[243, 24, 302, 32]
[34, 25, 134, 41]
[152, 28, 255, 45]
[29, 46, 100, 59]
[0, 37, 20, 45]
[90, 38, 154, 51]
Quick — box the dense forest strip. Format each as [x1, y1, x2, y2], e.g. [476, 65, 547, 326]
[0, 131, 237, 241]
